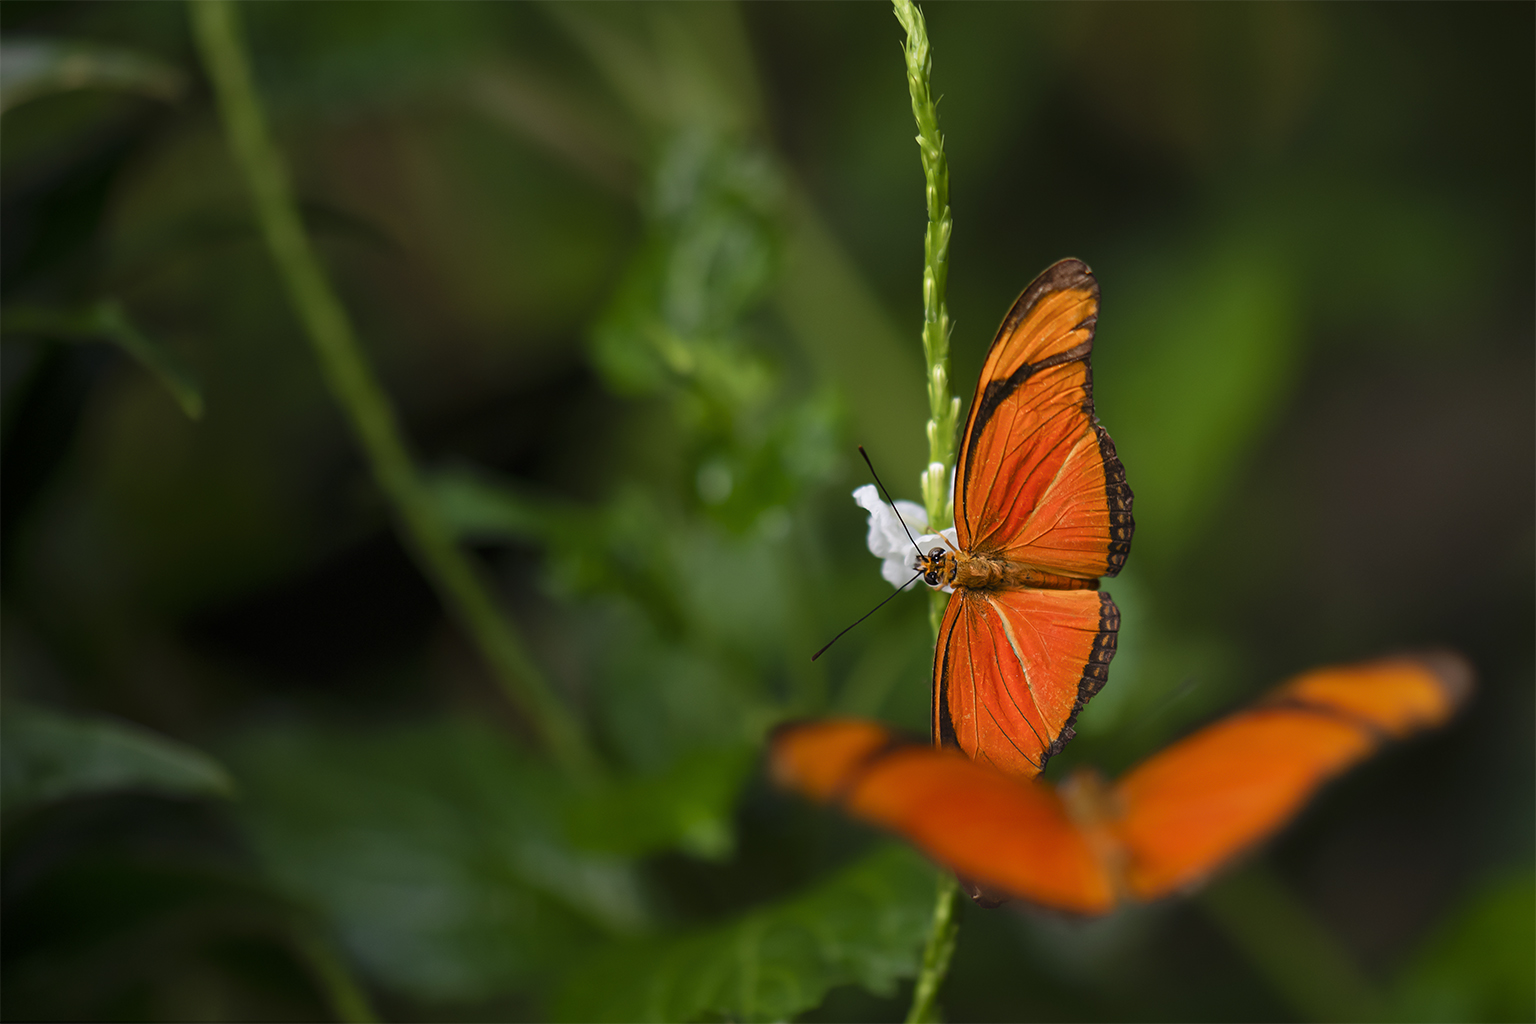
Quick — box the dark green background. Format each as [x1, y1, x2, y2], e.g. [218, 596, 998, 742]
[3, 3, 1532, 1021]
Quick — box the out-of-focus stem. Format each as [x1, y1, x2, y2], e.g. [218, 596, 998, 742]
[290, 926, 379, 1024]
[188, 0, 596, 780]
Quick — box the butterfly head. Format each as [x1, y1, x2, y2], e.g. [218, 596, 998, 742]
[914, 546, 955, 589]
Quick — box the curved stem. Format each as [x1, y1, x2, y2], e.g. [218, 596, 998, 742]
[188, 0, 596, 780]
[905, 872, 960, 1024]
[290, 925, 379, 1024]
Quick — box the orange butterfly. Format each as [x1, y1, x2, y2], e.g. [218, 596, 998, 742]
[773, 654, 1471, 913]
[913, 258, 1133, 779]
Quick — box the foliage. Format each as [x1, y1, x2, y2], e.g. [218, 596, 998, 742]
[3, 300, 204, 418]
[1393, 869, 1536, 1023]
[0, 36, 185, 113]
[229, 719, 636, 1004]
[554, 845, 936, 1023]
[2, 703, 232, 815]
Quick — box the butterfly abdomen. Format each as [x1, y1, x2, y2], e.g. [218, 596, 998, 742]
[948, 551, 1100, 592]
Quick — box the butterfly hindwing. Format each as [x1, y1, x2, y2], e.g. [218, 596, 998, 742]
[935, 587, 1119, 778]
[954, 259, 1132, 577]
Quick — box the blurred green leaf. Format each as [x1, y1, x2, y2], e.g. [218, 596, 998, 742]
[426, 464, 790, 763]
[1200, 862, 1384, 1023]
[427, 455, 774, 838]
[426, 467, 685, 630]
[0, 37, 185, 114]
[1394, 869, 1536, 1023]
[1, 703, 233, 816]
[547, 3, 765, 139]
[586, 602, 772, 769]
[2, 301, 204, 419]
[590, 130, 782, 402]
[564, 744, 756, 861]
[1097, 239, 1301, 570]
[428, 462, 557, 542]
[553, 844, 936, 1023]
[228, 719, 647, 1004]
[774, 197, 929, 492]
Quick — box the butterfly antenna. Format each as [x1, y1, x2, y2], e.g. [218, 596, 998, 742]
[812, 571, 924, 661]
[859, 446, 924, 557]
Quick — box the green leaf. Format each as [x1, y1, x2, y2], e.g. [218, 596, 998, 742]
[2, 301, 204, 419]
[0, 37, 186, 114]
[1, 703, 234, 816]
[588, 130, 782, 400]
[553, 844, 937, 1023]
[1095, 239, 1301, 570]
[426, 465, 785, 762]
[1393, 869, 1536, 1023]
[228, 719, 649, 1004]
[426, 463, 553, 542]
[426, 468, 688, 631]
[564, 745, 757, 861]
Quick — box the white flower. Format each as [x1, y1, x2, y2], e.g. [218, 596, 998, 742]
[852, 484, 958, 591]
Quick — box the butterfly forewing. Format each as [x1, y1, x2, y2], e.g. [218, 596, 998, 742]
[954, 259, 1132, 576]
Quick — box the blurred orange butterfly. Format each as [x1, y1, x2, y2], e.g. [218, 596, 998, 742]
[913, 258, 1133, 779]
[773, 654, 1471, 912]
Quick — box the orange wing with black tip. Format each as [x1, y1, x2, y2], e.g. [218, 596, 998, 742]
[771, 719, 1116, 914]
[772, 654, 1471, 913]
[953, 259, 1133, 577]
[934, 588, 1118, 778]
[1112, 653, 1473, 900]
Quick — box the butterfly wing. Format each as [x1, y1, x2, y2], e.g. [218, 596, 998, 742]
[1110, 654, 1472, 900]
[771, 719, 1116, 913]
[954, 259, 1133, 577]
[934, 587, 1119, 778]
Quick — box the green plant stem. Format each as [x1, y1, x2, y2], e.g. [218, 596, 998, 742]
[1200, 862, 1386, 1023]
[188, 0, 596, 780]
[894, 2, 963, 1018]
[905, 872, 960, 1024]
[894, 0, 958, 536]
[291, 925, 379, 1024]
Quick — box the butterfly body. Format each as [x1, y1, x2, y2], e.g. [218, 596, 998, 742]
[929, 259, 1133, 778]
[917, 546, 1102, 592]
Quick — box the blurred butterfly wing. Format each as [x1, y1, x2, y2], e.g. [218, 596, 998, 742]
[771, 719, 1116, 913]
[1110, 708, 1372, 900]
[935, 588, 1119, 778]
[954, 259, 1132, 577]
[1272, 652, 1473, 738]
[1112, 655, 1472, 900]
